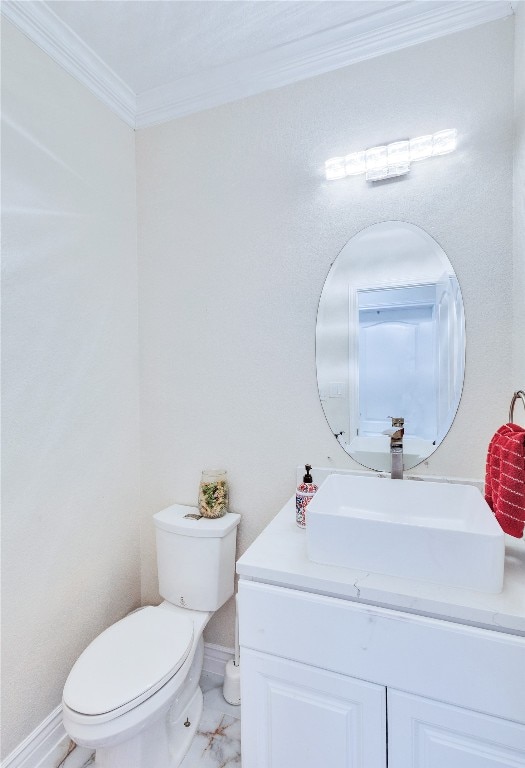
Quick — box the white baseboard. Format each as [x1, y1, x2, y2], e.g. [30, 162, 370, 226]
[2, 705, 68, 768]
[203, 641, 234, 677]
[2, 642, 234, 768]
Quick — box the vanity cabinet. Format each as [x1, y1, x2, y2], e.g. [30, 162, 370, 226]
[238, 580, 525, 768]
[242, 649, 386, 768]
[388, 691, 525, 767]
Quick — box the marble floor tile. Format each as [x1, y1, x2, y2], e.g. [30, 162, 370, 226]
[179, 710, 241, 768]
[200, 672, 242, 720]
[200, 671, 221, 695]
[51, 739, 94, 768]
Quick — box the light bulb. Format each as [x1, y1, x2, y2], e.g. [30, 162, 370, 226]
[345, 151, 366, 176]
[325, 157, 347, 180]
[387, 140, 409, 166]
[432, 129, 457, 156]
[365, 146, 388, 172]
[409, 135, 433, 161]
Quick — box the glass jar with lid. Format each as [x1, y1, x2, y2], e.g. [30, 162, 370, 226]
[198, 469, 229, 518]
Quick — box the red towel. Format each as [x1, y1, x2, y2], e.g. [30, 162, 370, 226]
[485, 423, 525, 538]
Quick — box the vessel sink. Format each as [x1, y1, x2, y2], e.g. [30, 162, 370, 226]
[306, 474, 505, 593]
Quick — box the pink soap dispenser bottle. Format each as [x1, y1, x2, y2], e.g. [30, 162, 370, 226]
[296, 464, 318, 529]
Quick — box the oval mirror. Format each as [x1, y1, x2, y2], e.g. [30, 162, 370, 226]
[316, 221, 465, 472]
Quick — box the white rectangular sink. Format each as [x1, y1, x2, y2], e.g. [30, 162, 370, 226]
[306, 474, 505, 593]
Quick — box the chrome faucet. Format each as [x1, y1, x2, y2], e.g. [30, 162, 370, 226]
[382, 417, 404, 480]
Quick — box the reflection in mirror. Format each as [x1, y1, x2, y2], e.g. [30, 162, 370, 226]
[316, 222, 465, 472]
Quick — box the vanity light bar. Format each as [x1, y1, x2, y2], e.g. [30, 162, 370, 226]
[325, 129, 457, 182]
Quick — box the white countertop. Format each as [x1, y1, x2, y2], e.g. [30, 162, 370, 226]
[237, 496, 525, 635]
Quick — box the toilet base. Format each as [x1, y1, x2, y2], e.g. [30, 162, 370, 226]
[93, 687, 203, 768]
[168, 685, 204, 767]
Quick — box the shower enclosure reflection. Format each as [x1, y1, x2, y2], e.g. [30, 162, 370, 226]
[316, 222, 465, 472]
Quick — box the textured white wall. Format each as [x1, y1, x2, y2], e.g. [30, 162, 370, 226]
[136, 19, 515, 648]
[1, 21, 140, 757]
[514, 2, 525, 389]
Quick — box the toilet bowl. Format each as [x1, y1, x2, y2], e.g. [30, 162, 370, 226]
[62, 505, 240, 768]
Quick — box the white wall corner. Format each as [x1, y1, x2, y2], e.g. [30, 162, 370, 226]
[1, 0, 136, 128]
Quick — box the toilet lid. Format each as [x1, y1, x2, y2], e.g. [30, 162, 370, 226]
[63, 607, 194, 716]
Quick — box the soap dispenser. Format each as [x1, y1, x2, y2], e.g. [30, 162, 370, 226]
[296, 464, 318, 529]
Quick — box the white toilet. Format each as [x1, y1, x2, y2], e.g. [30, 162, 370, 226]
[62, 504, 240, 768]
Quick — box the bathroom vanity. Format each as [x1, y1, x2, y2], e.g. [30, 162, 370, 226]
[236, 483, 525, 768]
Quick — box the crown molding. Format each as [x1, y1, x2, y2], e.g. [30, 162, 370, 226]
[136, 1, 514, 128]
[1, 1, 514, 131]
[1, 0, 136, 127]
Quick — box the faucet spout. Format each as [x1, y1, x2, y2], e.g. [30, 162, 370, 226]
[382, 427, 404, 441]
[383, 417, 404, 479]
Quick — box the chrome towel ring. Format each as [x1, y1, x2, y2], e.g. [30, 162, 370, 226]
[509, 390, 525, 423]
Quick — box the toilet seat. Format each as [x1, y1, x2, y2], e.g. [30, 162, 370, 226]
[63, 607, 193, 718]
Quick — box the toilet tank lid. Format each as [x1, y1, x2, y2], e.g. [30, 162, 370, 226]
[63, 607, 193, 717]
[154, 505, 241, 537]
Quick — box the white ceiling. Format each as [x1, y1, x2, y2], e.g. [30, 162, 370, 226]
[48, 1, 397, 95]
[2, 0, 515, 129]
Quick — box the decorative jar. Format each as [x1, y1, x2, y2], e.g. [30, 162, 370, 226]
[199, 469, 229, 518]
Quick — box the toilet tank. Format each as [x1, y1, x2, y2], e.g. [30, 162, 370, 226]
[153, 504, 241, 612]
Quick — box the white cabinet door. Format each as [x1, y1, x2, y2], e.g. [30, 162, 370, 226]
[240, 648, 386, 768]
[388, 690, 525, 768]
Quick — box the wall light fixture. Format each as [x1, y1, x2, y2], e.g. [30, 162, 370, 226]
[325, 129, 457, 182]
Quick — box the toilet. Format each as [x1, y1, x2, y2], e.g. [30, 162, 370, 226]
[62, 504, 240, 768]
